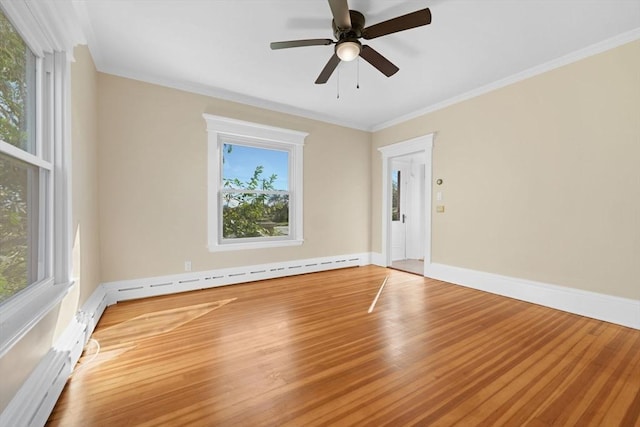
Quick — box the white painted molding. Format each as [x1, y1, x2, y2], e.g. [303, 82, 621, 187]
[207, 238, 304, 253]
[0, 280, 72, 359]
[378, 135, 434, 157]
[0, 0, 85, 57]
[97, 66, 371, 131]
[203, 114, 307, 253]
[202, 114, 308, 145]
[370, 252, 386, 267]
[103, 252, 371, 304]
[372, 28, 640, 132]
[379, 134, 434, 272]
[0, 284, 108, 427]
[425, 263, 640, 330]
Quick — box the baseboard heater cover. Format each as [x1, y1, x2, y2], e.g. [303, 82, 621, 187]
[103, 253, 371, 305]
[0, 285, 108, 427]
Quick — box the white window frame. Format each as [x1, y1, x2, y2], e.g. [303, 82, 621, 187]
[203, 114, 306, 252]
[0, 0, 83, 357]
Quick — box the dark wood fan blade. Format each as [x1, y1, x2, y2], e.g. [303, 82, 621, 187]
[362, 8, 431, 40]
[315, 53, 341, 84]
[328, 0, 351, 30]
[359, 45, 399, 77]
[270, 39, 334, 50]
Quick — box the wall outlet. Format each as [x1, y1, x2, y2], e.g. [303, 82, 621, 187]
[184, 261, 192, 272]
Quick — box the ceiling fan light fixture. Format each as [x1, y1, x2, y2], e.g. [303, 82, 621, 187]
[336, 40, 361, 61]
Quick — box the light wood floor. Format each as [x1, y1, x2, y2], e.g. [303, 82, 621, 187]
[47, 266, 640, 426]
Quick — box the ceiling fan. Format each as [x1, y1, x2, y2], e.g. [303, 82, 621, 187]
[270, 0, 432, 84]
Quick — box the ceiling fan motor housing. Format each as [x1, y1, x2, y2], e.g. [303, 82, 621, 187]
[332, 10, 365, 40]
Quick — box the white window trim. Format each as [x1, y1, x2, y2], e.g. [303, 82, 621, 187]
[203, 114, 307, 252]
[0, 0, 82, 358]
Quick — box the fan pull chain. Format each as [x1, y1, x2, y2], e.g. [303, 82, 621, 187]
[357, 57, 360, 89]
[337, 66, 340, 99]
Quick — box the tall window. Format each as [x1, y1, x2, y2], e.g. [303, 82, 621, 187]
[0, 0, 78, 357]
[204, 114, 306, 252]
[0, 9, 45, 304]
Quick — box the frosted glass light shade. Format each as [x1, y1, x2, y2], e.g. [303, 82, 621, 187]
[336, 41, 361, 61]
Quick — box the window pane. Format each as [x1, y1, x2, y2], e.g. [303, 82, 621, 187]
[0, 152, 39, 304]
[222, 192, 289, 239]
[392, 170, 400, 221]
[0, 9, 36, 154]
[222, 144, 289, 191]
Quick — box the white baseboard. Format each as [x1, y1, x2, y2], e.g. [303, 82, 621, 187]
[370, 252, 386, 267]
[103, 252, 371, 305]
[0, 284, 108, 427]
[425, 263, 640, 330]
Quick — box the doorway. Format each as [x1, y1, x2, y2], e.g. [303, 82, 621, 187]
[390, 155, 426, 274]
[378, 134, 434, 276]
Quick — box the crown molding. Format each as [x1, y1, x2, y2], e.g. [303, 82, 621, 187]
[371, 28, 640, 132]
[93, 26, 640, 134]
[0, 0, 85, 57]
[71, 0, 103, 66]
[95, 64, 372, 132]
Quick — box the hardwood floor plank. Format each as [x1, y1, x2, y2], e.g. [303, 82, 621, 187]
[47, 266, 640, 426]
[380, 312, 581, 425]
[581, 332, 640, 426]
[465, 319, 593, 426]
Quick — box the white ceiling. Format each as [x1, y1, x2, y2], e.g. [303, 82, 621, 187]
[74, 0, 640, 130]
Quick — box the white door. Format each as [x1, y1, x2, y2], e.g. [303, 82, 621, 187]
[405, 162, 425, 260]
[391, 165, 408, 261]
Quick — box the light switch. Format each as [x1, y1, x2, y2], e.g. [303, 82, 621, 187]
[436, 191, 442, 201]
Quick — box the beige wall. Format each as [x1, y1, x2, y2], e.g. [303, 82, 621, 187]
[97, 74, 371, 282]
[372, 41, 640, 300]
[63, 44, 103, 328]
[0, 46, 102, 411]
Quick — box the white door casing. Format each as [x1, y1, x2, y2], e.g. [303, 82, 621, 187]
[379, 133, 434, 274]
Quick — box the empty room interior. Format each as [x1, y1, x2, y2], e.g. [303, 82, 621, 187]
[0, 0, 639, 425]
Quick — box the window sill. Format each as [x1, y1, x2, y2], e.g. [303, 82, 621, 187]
[208, 239, 304, 252]
[0, 278, 74, 358]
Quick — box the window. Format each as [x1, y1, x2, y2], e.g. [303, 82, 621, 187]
[0, 155, 42, 303]
[0, 0, 80, 356]
[204, 114, 306, 251]
[0, 10, 42, 304]
[391, 170, 401, 221]
[222, 143, 290, 239]
[0, 8, 47, 304]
